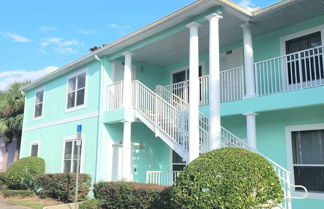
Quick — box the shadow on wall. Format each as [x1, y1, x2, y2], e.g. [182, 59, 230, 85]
[0, 140, 17, 172]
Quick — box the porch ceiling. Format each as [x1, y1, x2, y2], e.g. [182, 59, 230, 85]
[132, 9, 245, 67]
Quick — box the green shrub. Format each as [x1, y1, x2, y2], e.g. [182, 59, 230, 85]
[34, 173, 91, 203]
[2, 189, 35, 198]
[79, 199, 102, 209]
[93, 182, 171, 209]
[6, 157, 45, 190]
[171, 147, 284, 209]
[0, 172, 7, 190]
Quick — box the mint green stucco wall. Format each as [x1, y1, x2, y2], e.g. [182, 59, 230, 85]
[222, 105, 324, 209]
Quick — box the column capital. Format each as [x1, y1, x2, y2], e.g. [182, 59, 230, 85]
[186, 21, 201, 29]
[122, 51, 133, 57]
[243, 112, 258, 117]
[240, 22, 253, 29]
[205, 13, 223, 21]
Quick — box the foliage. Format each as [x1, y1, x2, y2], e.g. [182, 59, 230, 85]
[2, 189, 35, 197]
[0, 172, 7, 190]
[171, 147, 284, 209]
[93, 182, 172, 209]
[34, 173, 91, 203]
[79, 199, 102, 209]
[0, 81, 29, 152]
[6, 157, 45, 190]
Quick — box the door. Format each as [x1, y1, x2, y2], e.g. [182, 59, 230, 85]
[111, 142, 135, 181]
[171, 66, 202, 103]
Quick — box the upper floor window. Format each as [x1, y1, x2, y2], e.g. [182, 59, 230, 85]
[67, 71, 86, 109]
[34, 89, 44, 118]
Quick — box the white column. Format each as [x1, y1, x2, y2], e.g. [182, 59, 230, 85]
[122, 52, 133, 108]
[205, 13, 223, 151]
[241, 23, 256, 98]
[122, 121, 132, 181]
[244, 113, 257, 150]
[122, 52, 133, 181]
[186, 22, 201, 163]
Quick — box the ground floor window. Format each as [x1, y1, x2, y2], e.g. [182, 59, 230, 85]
[172, 151, 186, 172]
[291, 129, 324, 193]
[63, 140, 82, 173]
[30, 143, 39, 157]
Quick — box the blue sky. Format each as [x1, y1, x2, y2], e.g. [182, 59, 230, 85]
[0, 0, 279, 90]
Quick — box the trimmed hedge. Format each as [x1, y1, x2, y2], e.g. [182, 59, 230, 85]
[6, 157, 45, 190]
[79, 199, 102, 209]
[0, 172, 7, 190]
[93, 182, 172, 209]
[171, 147, 284, 209]
[34, 173, 91, 203]
[2, 189, 35, 198]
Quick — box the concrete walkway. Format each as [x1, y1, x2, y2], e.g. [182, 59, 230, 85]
[0, 200, 30, 209]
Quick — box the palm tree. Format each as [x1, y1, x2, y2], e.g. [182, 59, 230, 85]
[0, 82, 29, 170]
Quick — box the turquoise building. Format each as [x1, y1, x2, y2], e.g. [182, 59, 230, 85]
[20, 0, 324, 208]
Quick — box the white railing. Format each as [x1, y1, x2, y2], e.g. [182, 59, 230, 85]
[254, 45, 324, 96]
[162, 66, 245, 105]
[106, 81, 123, 110]
[132, 80, 189, 152]
[221, 127, 308, 209]
[220, 66, 245, 102]
[156, 85, 209, 153]
[146, 171, 180, 186]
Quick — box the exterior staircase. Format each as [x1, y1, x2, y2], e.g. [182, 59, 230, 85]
[107, 80, 307, 209]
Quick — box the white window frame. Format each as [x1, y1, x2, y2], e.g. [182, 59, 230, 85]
[33, 88, 45, 120]
[61, 135, 85, 173]
[30, 142, 40, 157]
[285, 123, 324, 200]
[65, 69, 88, 112]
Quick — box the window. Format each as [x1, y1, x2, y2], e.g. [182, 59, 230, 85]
[67, 72, 86, 109]
[291, 129, 324, 193]
[63, 140, 82, 173]
[34, 89, 44, 118]
[285, 32, 324, 84]
[172, 151, 186, 172]
[30, 144, 39, 157]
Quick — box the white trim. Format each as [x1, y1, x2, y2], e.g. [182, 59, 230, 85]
[30, 141, 40, 157]
[65, 69, 88, 113]
[285, 123, 324, 200]
[24, 111, 98, 131]
[280, 24, 324, 56]
[33, 88, 45, 120]
[61, 134, 85, 173]
[169, 61, 206, 84]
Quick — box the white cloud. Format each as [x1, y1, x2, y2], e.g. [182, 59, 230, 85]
[109, 23, 131, 34]
[237, 0, 255, 8]
[78, 29, 94, 35]
[0, 32, 31, 42]
[40, 37, 81, 54]
[39, 26, 58, 32]
[0, 66, 58, 91]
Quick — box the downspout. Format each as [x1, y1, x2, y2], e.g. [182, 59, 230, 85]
[94, 54, 104, 183]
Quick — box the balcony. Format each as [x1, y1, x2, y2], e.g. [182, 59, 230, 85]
[161, 45, 324, 105]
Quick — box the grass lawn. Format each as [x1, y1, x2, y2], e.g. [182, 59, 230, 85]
[8, 200, 46, 209]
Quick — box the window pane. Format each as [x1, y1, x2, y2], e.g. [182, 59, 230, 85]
[77, 73, 86, 89]
[36, 90, 44, 103]
[73, 142, 81, 159]
[72, 159, 81, 173]
[34, 104, 43, 118]
[64, 142, 72, 159]
[173, 165, 186, 172]
[172, 151, 185, 164]
[68, 77, 76, 92]
[67, 92, 75, 108]
[292, 130, 324, 164]
[31, 145, 38, 157]
[76, 89, 85, 106]
[64, 160, 71, 173]
[294, 166, 324, 192]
